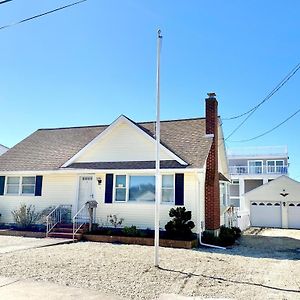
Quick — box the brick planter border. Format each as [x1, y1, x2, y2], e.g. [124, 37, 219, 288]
[83, 234, 198, 249]
[0, 230, 46, 238]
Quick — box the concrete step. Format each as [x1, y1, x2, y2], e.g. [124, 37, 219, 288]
[48, 232, 82, 240]
[52, 227, 86, 234]
[56, 223, 89, 229]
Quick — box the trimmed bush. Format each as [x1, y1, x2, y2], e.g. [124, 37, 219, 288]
[165, 207, 195, 239]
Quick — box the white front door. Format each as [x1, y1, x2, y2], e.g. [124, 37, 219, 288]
[78, 175, 94, 209]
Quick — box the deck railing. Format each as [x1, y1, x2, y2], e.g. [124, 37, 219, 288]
[229, 165, 288, 175]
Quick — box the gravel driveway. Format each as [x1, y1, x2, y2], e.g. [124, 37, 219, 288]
[0, 229, 299, 299]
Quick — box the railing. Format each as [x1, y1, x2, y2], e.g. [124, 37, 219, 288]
[72, 203, 89, 241]
[229, 165, 288, 175]
[227, 145, 288, 158]
[46, 204, 72, 237]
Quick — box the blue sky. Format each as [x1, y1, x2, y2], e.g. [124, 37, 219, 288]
[0, 0, 299, 178]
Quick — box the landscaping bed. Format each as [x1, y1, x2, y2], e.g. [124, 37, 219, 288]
[0, 229, 45, 238]
[83, 233, 198, 249]
[0, 224, 46, 238]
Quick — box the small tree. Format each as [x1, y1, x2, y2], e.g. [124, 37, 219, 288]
[11, 204, 41, 229]
[165, 207, 195, 239]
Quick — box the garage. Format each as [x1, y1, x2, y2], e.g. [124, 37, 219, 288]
[244, 176, 300, 230]
[288, 203, 300, 229]
[250, 202, 282, 228]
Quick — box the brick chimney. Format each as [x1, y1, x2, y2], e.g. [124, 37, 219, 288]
[204, 92, 220, 236]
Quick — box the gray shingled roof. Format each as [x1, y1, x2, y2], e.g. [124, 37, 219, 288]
[67, 160, 186, 170]
[0, 117, 212, 171]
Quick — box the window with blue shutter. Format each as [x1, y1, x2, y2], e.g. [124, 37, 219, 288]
[175, 173, 184, 206]
[105, 174, 114, 203]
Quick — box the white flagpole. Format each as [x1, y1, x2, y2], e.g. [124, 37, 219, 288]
[154, 29, 162, 267]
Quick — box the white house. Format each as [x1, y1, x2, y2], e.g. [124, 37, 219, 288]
[227, 146, 289, 230]
[244, 175, 300, 229]
[0, 94, 230, 238]
[0, 145, 8, 156]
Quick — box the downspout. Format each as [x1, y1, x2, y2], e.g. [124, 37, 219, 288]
[197, 172, 226, 250]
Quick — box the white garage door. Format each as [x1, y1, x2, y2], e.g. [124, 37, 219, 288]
[250, 202, 282, 228]
[288, 203, 300, 229]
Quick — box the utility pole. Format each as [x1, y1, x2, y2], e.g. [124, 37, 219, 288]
[154, 29, 162, 267]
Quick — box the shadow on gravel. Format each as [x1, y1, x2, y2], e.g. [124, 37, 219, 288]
[157, 266, 300, 295]
[196, 234, 300, 260]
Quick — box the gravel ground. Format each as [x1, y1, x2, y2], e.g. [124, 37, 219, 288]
[0, 229, 299, 300]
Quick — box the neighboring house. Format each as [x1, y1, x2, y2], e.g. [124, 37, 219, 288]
[0, 145, 8, 156]
[0, 93, 230, 237]
[227, 146, 289, 230]
[244, 175, 300, 229]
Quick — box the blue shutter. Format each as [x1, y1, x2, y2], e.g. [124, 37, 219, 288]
[175, 173, 184, 206]
[35, 176, 43, 196]
[0, 176, 5, 196]
[105, 174, 114, 203]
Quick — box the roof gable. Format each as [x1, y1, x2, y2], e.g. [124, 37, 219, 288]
[62, 115, 188, 167]
[244, 175, 300, 197]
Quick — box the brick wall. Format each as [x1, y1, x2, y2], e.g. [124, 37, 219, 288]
[205, 94, 220, 232]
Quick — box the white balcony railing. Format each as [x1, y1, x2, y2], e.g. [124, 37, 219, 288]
[229, 165, 288, 175]
[227, 146, 288, 158]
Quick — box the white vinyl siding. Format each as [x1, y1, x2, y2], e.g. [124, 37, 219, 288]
[75, 121, 173, 163]
[0, 174, 77, 223]
[97, 173, 198, 232]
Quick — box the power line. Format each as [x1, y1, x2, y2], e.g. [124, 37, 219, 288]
[223, 63, 300, 121]
[0, 0, 13, 5]
[0, 0, 88, 31]
[224, 63, 300, 142]
[229, 107, 300, 143]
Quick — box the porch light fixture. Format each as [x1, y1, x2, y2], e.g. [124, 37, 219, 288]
[96, 177, 102, 185]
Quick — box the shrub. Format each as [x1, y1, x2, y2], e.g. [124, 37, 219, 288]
[165, 207, 195, 239]
[202, 225, 241, 247]
[11, 204, 41, 229]
[122, 225, 141, 237]
[231, 226, 242, 239]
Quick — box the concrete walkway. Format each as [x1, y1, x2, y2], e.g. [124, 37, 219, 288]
[0, 236, 71, 254]
[0, 277, 123, 300]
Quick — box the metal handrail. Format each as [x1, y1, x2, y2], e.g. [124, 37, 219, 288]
[46, 204, 72, 237]
[46, 205, 61, 237]
[72, 203, 89, 241]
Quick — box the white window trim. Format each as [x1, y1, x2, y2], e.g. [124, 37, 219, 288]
[113, 173, 175, 204]
[266, 160, 284, 173]
[5, 175, 36, 196]
[247, 160, 263, 174]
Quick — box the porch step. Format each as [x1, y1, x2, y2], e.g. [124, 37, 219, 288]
[48, 232, 82, 240]
[52, 227, 85, 234]
[55, 223, 89, 229]
[47, 223, 89, 241]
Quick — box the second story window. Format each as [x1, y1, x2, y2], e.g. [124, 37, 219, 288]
[267, 160, 284, 173]
[248, 161, 263, 174]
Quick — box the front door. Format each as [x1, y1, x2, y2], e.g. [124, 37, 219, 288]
[78, 175, 94, 209]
